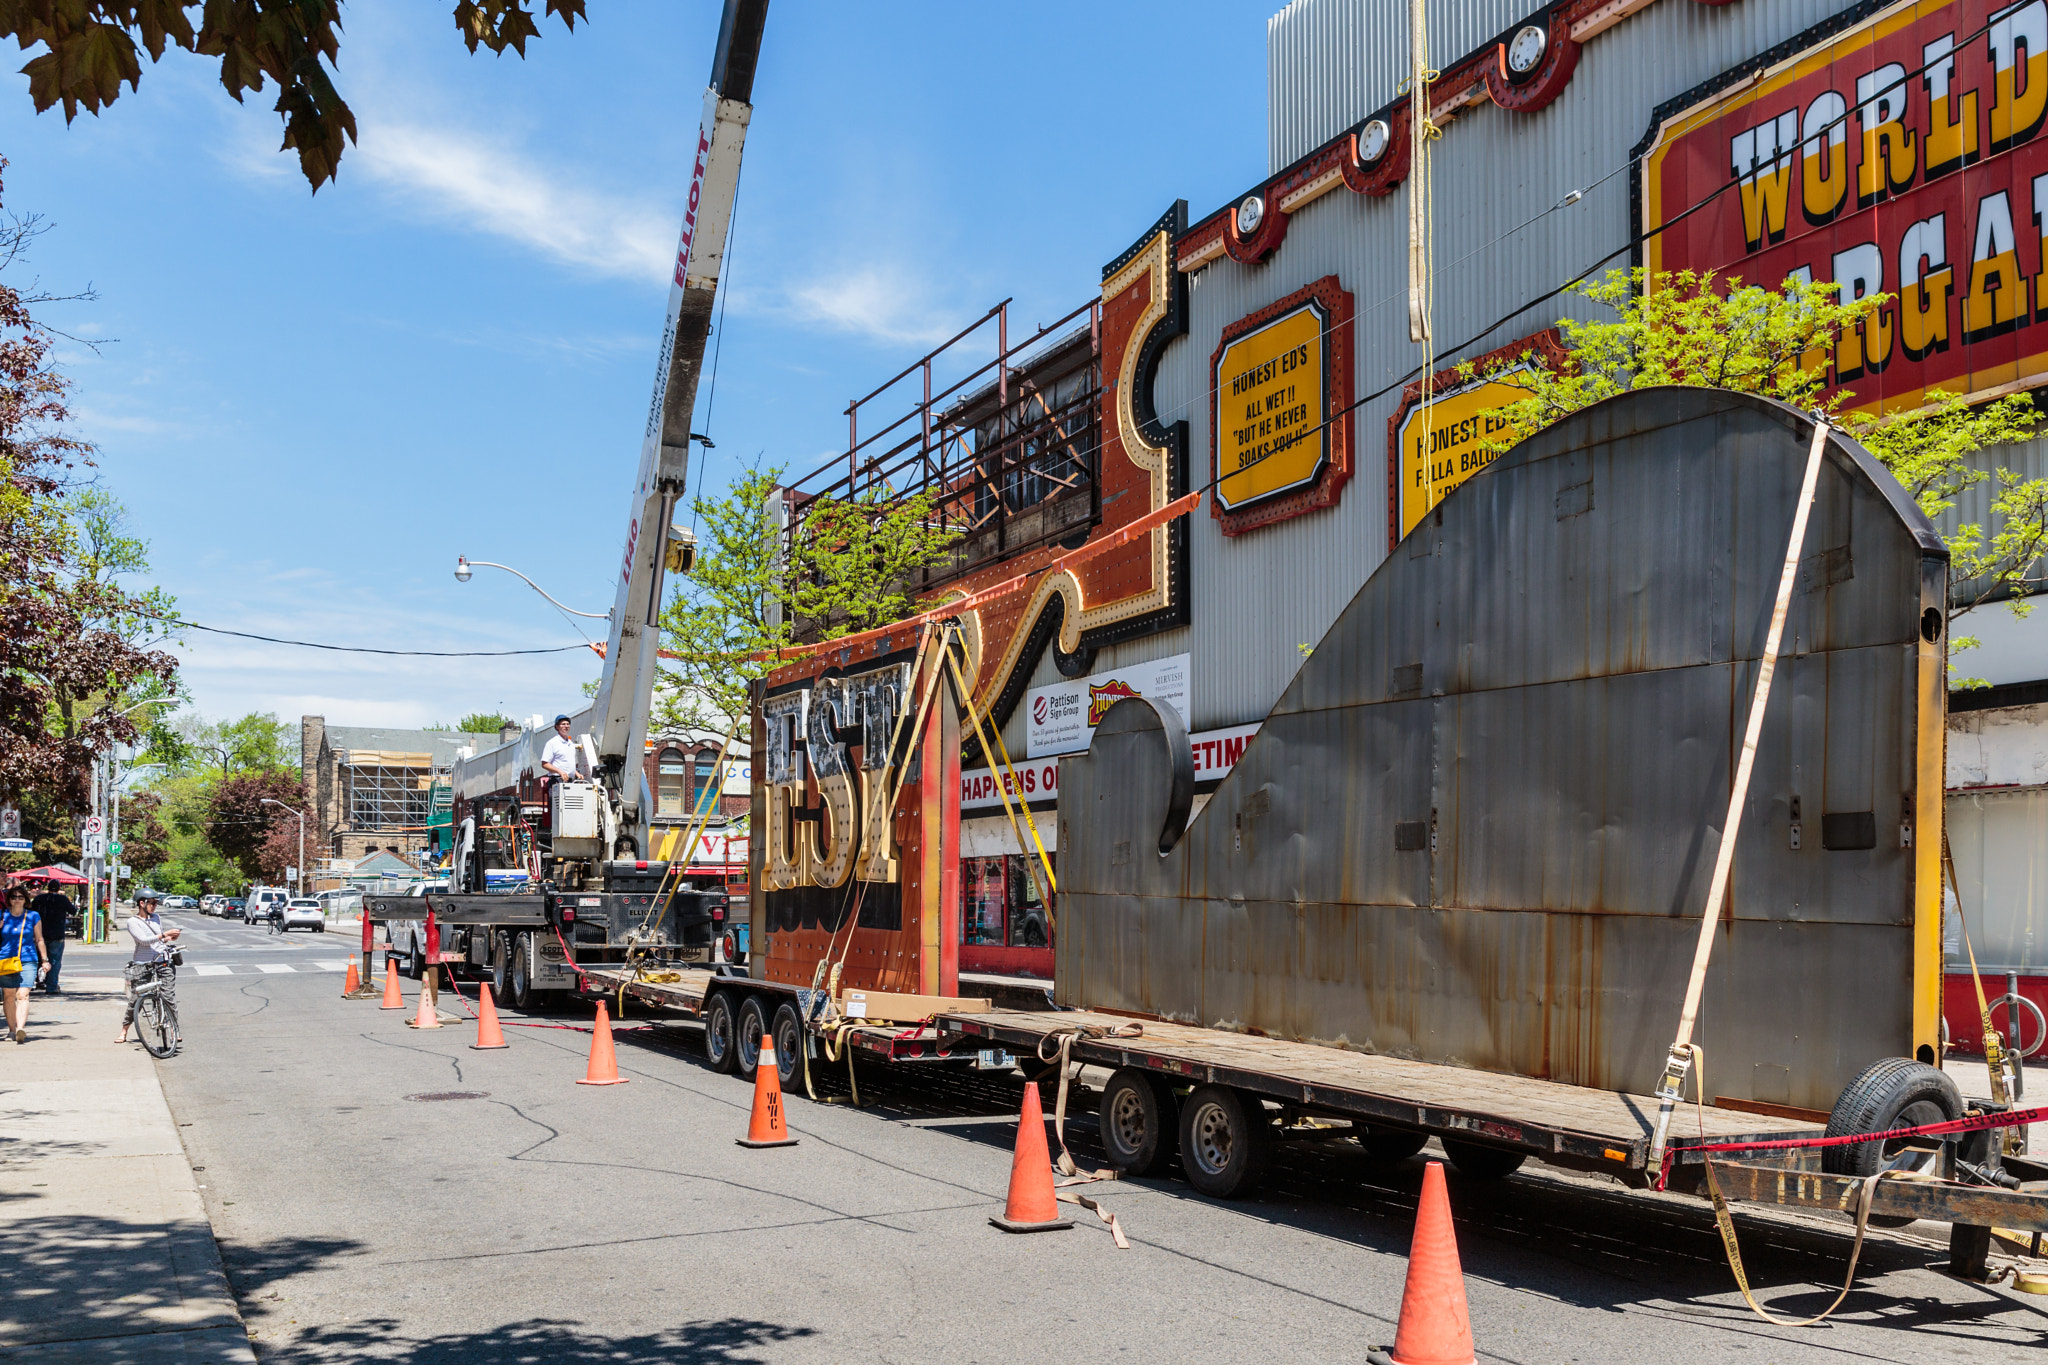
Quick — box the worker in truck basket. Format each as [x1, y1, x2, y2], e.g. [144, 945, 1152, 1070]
[540, 714, 582, 795]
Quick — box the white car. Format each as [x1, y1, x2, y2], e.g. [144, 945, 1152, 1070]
[279, 898, 326, 932]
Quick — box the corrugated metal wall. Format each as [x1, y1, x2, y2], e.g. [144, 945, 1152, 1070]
[1146, 0, 1896, 733]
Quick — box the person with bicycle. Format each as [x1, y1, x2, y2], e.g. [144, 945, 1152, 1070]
[2, 884, 50, 1043]
[118, 888, 181, 1048]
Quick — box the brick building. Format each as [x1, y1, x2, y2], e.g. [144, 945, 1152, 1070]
[300, 716, 504, 869]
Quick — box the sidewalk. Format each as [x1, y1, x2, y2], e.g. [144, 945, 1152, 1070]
[0, 950, 256, 1364]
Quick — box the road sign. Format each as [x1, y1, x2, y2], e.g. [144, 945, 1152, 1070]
[287, 866, 298, 884]
[118, 865, 132, 879]
[83, 815, 103, 836]
[0, 837, 31, 853]
[108, 840, 123, 857]
[82, 833, 105, 859]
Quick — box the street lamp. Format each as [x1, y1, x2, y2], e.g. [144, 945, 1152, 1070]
[262, 799, 305, 899]
[453, 557, 610, 618]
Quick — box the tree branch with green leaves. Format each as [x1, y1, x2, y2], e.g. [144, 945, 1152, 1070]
[1467, 269, 2043, 685]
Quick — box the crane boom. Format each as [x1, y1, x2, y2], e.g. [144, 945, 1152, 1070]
[590, 0, 770, 848]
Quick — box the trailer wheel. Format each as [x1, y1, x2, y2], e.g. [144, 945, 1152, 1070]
[735, 996, 768, 1081]
[406, 936, 424, 982]
[701, 991, 738, 1074]
[1360, 1127, 1429, 1162]
[1822, 1056, 1962, 1187]
[1440, 1138, 1526, 1180]
[1178, 1085, 1271, 1198]
[510, 937, 534, 1009]
[1099, 1069, 1179, 1176]
[772, 1002, 805, 1091]
[490, 934, 512, 1003]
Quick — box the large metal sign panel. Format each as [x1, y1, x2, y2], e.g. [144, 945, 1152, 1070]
[1640, 0, 2048, 412]
[1214, 302, 1326, 508]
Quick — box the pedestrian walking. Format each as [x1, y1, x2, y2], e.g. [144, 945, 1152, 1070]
[117, 888, 180, 1047]
[29, 878, 73, 995]
[2, 884, 49, 1043]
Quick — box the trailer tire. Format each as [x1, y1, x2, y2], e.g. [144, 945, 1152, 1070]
[510, 937, 534, 1009]
[735, 996, 768, 1081]
[1099, 1069, 1178, 1176]
[1179, 1085, 1271, 1198]
[772, 1002, 805, 1092]
[490, 934, 512, 1002]
[1441, 1138, 1526, 1179]
[1822, 1056, 1962, 1189]
[1360, 1127, 1430, 1162]
[702, 991, 739, 1073]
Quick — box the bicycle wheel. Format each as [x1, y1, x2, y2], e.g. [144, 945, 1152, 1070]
[136, 993, 177, 1058]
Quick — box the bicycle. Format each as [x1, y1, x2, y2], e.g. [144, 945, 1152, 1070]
[131, 951, 181, 1059]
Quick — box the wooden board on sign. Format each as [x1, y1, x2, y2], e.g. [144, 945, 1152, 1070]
[839, 989, 992, 1022]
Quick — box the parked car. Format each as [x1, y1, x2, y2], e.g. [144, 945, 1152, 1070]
[223, 897, 245, 918]
[279, 898, 325, 932]
[244, 887, 288, 924]
[317, 888, 364, 920]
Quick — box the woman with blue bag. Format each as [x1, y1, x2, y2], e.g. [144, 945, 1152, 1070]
[2, 884, 50, 1043]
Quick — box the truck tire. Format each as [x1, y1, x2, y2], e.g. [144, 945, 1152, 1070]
[1099, 1069, 1178, 1176]
[510, 937, 534, 1010]
[735, 996, 769, 1081]
[1441, 1138, 1526, 1179]
[772, 1002, 805, 1092]
[406, 936, 424, 981]
[702, 991, 739, 1074]
[1822, 1057, 1962, 1182]
[1178, 1085, 1271, 1198]
[490, 934, 512, 1003]
[1360, 1127, 1429, 1162]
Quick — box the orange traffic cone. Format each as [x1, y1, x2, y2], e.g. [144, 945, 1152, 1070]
[378, 958, 404, 1009]
[575, 1001, 629, 1085]
[342, 961, 360, 996]
[736, 1033, 798, 1147]
[406, 983, 443, 1029]
[470, 982, 509, 1050]
[1370, 1161, 1476, 1365]
[990, 1080, 1071, 1232]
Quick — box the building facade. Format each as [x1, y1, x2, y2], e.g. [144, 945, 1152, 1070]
[300, 716, 503, 874]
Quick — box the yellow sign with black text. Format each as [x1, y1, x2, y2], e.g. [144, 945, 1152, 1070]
[1396, 367, 1534, 538]
[1215, 301, 1325, 510]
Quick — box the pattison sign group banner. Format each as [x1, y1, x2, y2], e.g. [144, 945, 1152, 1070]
[1641, 0, 2048, 412]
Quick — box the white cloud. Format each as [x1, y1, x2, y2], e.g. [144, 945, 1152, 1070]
[780, 266, 964, 345]
[353, 118, 677, 283]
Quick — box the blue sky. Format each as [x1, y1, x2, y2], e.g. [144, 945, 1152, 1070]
[6, 1, 1273, 733]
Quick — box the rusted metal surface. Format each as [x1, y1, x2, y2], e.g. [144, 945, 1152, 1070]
[1704, 1157, 2048, 1233]
[1055, 389, 1949, 1112]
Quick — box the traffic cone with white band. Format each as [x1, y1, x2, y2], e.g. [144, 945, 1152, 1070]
[737, 1034, 798, 1147]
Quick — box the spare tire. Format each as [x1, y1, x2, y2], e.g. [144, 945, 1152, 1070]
[1822, 1057, 1963, 1179]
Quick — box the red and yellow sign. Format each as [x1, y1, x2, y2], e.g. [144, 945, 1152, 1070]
[1642, 0, 2048, 412]
[1394, 367, 1536, 539]
[1215, 300, 1326, 509]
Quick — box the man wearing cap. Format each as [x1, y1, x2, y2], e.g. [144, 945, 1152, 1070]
[117, 889, 181, 1046]
[540, 714, 582, 787]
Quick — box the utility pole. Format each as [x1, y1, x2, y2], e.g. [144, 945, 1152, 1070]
[263, 800, 305, 903]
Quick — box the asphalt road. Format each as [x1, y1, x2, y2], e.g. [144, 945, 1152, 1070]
[152, 912, 2048, 1364]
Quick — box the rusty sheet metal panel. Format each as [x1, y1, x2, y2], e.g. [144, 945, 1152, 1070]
[1055, 389, 1948, 1112]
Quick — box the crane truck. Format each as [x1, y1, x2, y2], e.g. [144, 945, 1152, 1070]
[364, 0, 771, 1004]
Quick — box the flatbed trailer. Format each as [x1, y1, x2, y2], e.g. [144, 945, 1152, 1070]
[570, 969, 2048, 1280]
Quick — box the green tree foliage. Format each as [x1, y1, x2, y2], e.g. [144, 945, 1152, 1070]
[0, 163, 179, 810]
[120, 790, 169, 875]
[5, 1, 587, 189]
[1468, 269, 2043, 681]
[143, 710, 296, 777]
[655, 465, 959, 735]
[453, 712, 516, 734]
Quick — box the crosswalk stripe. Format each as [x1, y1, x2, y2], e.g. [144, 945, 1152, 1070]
[193, 965, 232, 976]
[314, 961, 353, 971]
[255, 963, 297, 974]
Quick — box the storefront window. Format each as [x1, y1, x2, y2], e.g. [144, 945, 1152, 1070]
[963, 857, 1008, 945]
[691, 750, 720, 814]
[1010, 854, 1054, 948]
[657, 750, 688, 816]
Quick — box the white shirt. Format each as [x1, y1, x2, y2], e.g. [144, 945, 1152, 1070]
[127, 912, 171, 964]
[541, 733, 581, 781]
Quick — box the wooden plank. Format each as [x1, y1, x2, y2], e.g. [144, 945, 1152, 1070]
[1708, 1160, 2048, 1232]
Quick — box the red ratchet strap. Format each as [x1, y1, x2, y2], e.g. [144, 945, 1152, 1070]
[1657, 1102, 2048, 1187]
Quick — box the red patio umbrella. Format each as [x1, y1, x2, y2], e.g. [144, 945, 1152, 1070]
[7, 865, 87, 885]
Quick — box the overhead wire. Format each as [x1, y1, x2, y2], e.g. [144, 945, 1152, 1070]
[156, 617, 593, 657]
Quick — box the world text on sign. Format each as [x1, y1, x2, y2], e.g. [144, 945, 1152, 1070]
[1214, 301, 1327, 509]
[1641, 0, 2048, 413]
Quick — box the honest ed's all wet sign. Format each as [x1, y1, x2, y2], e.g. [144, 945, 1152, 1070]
[1394, 365, 1536, 539]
